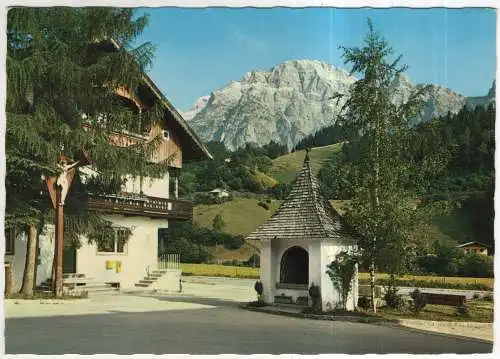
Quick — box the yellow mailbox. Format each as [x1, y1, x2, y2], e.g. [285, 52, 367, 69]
[116, 261, 122, 273]
[105, 260, 115, 270]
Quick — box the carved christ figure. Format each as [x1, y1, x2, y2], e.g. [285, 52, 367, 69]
[56, 159, 79, 206]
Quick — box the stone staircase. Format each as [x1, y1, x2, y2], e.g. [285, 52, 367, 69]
[134, 269, 170, 288]
[37, 273, 119, 295]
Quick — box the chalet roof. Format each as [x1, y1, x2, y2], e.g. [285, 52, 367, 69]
[108, 39, 212, 162]
[210, 188, 229, 193]
[247, 152, 355, 244]
[456, 241, 489, 248]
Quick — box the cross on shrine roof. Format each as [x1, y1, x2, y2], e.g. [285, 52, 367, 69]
[247, 150, 355, 244]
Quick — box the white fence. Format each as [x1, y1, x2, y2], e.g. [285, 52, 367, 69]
[158, 253, 180, 270]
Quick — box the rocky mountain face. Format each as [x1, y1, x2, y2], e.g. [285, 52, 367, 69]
[180, 95, 210, 121]
[187, 60, 495, 151]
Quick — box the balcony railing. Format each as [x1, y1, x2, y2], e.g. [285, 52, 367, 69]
[88, 193, 193, 220]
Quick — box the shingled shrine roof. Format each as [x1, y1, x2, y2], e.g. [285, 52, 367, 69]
[247, 151, 355, 244]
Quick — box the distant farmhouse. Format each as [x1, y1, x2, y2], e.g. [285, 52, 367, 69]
[4, 39, 212, 294]
[209, 188, 230, 199]
[456, 242, 490, 256]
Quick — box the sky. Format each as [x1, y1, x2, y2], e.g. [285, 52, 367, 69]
[133, 7, 497, 111]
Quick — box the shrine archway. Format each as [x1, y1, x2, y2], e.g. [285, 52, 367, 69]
[279, 246, 309, 284]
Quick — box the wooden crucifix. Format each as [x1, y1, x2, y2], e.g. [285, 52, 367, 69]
[46, 149, 90, 297]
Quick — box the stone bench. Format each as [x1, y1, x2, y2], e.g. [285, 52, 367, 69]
[424, 293, 467, 307]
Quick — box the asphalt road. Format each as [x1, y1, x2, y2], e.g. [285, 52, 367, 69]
[5, 297, 492, 354]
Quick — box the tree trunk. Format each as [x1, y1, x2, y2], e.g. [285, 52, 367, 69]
[371, 109, 381, 314]
[370, 258, 377, 313]
[20, 225, 38, 296]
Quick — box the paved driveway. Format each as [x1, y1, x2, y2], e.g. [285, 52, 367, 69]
[4, 294, 492, 354]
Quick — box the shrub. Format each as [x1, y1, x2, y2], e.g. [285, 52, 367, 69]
[358, 296, 371, 310]
[410, 289, 427, 314]
[417, 242, 494, 278]
[383, 276, 403, 310]
[257, 201, 270, 210]
[456, 304, 470, 317]
[363, 277, 490, 292]
[245, 254, 260, 268]
[326, 251, 358, 310]
[460, 252, 494, 278]
[472, 293, 480, 300]
[269, 183, 293, 200]
[222, 234, 245, 250]
[308, 284, 321, 313]
[482, 293, 493, 302]
[212, 213, 226, 233]
[193, 192, 219, 205]
[254, 281, 263, 295]
[254, 281, 264, 303]
[222, 259, 243, 266]
[265, 198, 272, 204]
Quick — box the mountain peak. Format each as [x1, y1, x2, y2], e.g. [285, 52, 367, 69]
[188, 59, 493, 151]
[180, 95, 210, 121]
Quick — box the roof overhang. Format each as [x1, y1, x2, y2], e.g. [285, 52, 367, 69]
[456, 241, 489, 248]
[108, 38, 212, 162]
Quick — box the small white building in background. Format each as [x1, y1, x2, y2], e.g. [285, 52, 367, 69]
[247, 152, 358, 311]
[4, 39, 212, 293]
[209, 188, 230, 199]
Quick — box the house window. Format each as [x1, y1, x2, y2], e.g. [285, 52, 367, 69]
[162, 130, 170, 140]
[97, 227, 129, 254]
[5, 228, 15, 255]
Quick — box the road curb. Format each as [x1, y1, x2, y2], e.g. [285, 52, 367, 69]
[398, 318, 492, 328]
[239, 304, 493, 345]
[5, 298, 92, 305]
[239, 304, 395, 324]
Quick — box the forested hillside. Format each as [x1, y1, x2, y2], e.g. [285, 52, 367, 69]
[164, 103, 494, 272]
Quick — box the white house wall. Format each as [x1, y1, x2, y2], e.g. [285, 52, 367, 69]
[79, 166, 171, 199]
[37, 225, 56, 286]
[123, 173, 170, 198]
[320, 242, 358, 311]
[5, 225, 55, 293]
[307, 241, 322, 289]
[5, 232, 28, 293]
[260, 238, 358, 310]
[259, 239, 273, 303]
[76, 214, 167, 289]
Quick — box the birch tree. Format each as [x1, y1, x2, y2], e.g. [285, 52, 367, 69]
[334, 19, 429, 312]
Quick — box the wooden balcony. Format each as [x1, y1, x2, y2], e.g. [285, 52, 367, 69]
[88, 194, 193, 220]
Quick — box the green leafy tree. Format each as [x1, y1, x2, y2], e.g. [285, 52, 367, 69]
[6, 7, 168, 296]
[326, 251, 359, 311]
[332, 20, 430, 312]
[212, 213, 226, 233]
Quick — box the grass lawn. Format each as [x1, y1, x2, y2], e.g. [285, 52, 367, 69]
[302, 300, 494, 323]
[194, 197, 281, 237]
[192, 198, 348, 262]
[181, 263, 260, 278]
[180, 263, 493, 291]
[358, 273, 494, 290]
[269, 143, 343, 183]
[374, 300, 494, 323]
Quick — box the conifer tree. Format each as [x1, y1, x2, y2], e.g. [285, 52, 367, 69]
[6, 8, 170, 295]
